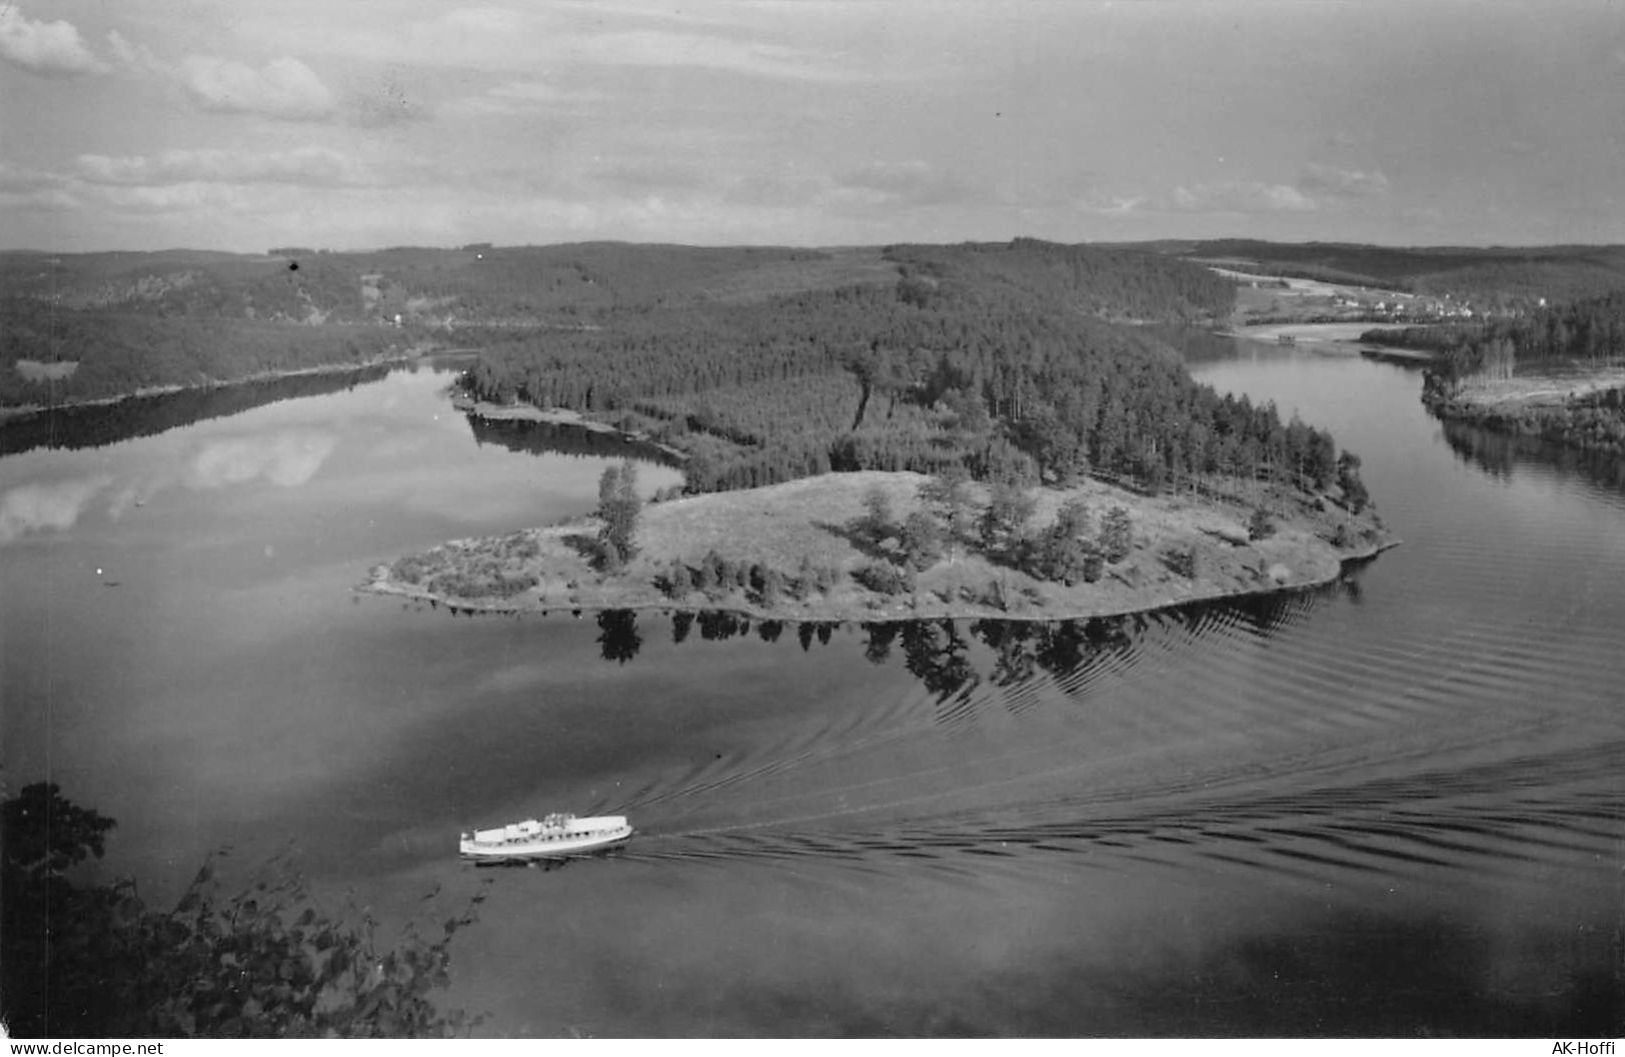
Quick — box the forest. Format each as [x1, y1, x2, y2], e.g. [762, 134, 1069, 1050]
[461, 240, 1364, 502]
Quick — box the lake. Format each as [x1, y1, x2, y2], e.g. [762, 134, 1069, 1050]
[3, 346, 1620, 1037]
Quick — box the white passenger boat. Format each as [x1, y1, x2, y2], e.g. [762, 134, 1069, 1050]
[459, 813, 633, 862]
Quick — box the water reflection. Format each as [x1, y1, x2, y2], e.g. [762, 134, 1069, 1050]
[0, 365, 390, 457]
[587, 576, 1359, 698]
[595, 609, 642, 664]
[1439, 416, 1625, 493]
[467, 415, 682, 467]
[0, 474, 112, 544]
[186, 429, 338, 489]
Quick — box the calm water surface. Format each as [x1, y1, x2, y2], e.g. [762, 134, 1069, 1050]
[3, 349, 1621, 1036]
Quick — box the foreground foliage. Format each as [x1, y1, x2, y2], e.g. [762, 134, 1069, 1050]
[1, 783, 481, 1039]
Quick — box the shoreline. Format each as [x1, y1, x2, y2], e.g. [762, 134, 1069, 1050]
[359, 470, 1397, 625]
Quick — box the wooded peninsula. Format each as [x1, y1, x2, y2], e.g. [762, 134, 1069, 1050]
[352, 239, 1393, 620]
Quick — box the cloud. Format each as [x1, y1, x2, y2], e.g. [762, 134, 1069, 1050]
[727, 171, 826, 208]
[76, 148, 372, 188]
[93, 182, 246, 214]
[186, 431, 337, 490]
[444, 79, 600, 119]
[1071, 191, 1148, 217]
[0, 167, 80, 211]
[0, 476, 111, 545]
[0, 8, 108, 77]
[0, 161, 68, 194]
[490, 80, 567, 104]
[831, 161, 981, 208]
[351, 89, 431, 128]
[1297, 163, 1390, 198]
[176, 55, 337, 119]
[1170, 181, 1317, 214]
[579, 29, 869, 82]
[104, 29, 156, 72]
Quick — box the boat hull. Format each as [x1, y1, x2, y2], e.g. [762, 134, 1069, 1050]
[459, 822, 633, 862]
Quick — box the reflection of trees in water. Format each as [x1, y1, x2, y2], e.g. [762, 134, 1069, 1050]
[0, 365, 390, 456]
[596, 609, 642, 663]
[466, 415, 681, 466]
[900, 620, 979, 705]
[1438, 416, 1625, 493]
[609, 583, 1345, 715]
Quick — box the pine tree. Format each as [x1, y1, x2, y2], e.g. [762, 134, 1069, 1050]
[978, 481, 1036, 560]
[1100, 505, 1134, 563]
[861, 485, 896, 545]
[595, 461, 641, 568]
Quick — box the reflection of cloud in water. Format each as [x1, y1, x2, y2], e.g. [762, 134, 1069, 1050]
[187, 430, 337, 490]
[103, 429, 338, 522]
[0, 475, 112, 544]
[365, 434, 431, 461]
[106, 473, 170, 522]
[473, 662, 555, 696]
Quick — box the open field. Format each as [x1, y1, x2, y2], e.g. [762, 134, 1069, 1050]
[1445, 366, 1625, 411]
[362, 470, 1394, 622]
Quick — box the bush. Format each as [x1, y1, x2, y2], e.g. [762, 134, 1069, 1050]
[853, 561, 915, 596]
[1248, 507, 1276, 541]
[753, 565, 785, 606]
[1165, 543, 1205, 579]
[1099, 506, 1133, 563]
[660, 560, 694, 598]
[390, 553, 438, 584]
[899, 510, 945, 571]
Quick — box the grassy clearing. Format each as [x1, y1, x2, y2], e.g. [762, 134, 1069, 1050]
[364, 471, 1394, 622]
[1448, 366, 1625, 411]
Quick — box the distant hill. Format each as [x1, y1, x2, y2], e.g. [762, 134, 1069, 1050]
[1158, 239, 1625, 305]
[0, 243, 901, 327]
[0, 242, 905, 407]
[886, 238, 1235, 323]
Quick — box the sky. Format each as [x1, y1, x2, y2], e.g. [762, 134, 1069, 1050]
[2, 0, 1623, 252]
